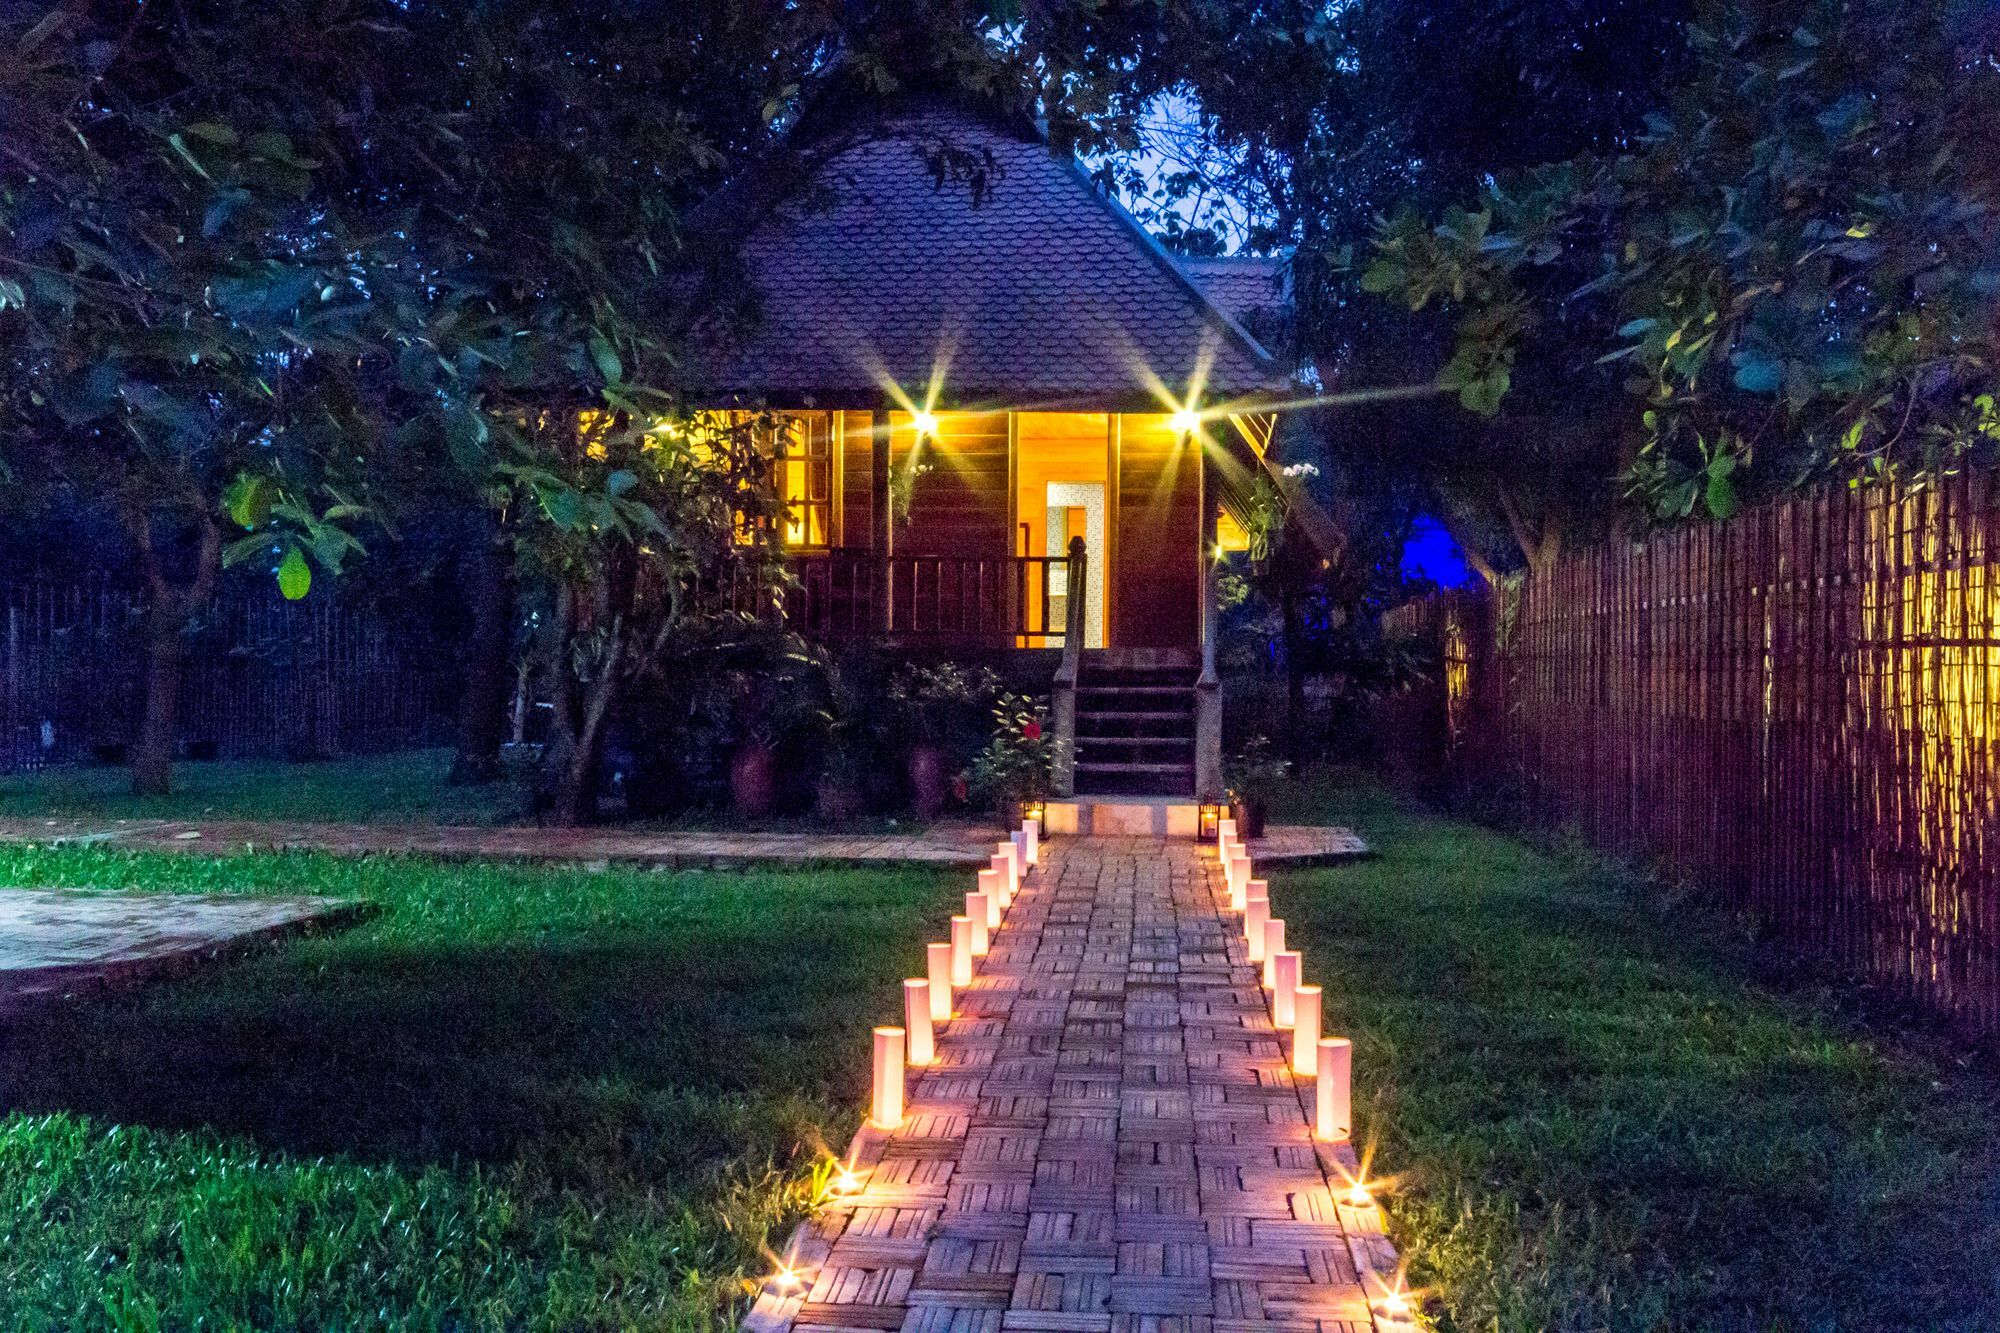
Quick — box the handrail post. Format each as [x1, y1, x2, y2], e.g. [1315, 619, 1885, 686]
[1195, 548, 1224, 801]
[1052, 536, 1086, 797]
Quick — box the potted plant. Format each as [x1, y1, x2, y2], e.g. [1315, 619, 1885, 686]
[963, 692, 1061, 826]
[887, 662, 1001, 817]
[1225, 735, 1291, 839]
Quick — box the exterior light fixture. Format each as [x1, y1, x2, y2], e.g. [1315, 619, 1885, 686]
[1292, 984, 1322, 1076]
[871, 1025, 906, 1128]
[1316, 1036, 1352, 1140]
[1168, 407, 1201, 435]
[1022, 801, 1045, 835]
[1199, 803, 1224, 840]
[910, 409, 940, 437]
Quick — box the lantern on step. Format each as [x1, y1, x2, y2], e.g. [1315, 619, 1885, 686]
[1198, 803, 1224, 841]
[1022, 800, 1046, 835]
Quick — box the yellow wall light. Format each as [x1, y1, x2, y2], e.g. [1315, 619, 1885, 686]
[910, 409, 940, 437]
[1168, 408, 1202, 436]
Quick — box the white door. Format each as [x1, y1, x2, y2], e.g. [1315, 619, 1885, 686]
[1045, 481, 1106, 649]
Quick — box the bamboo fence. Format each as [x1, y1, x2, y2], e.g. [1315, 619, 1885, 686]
[1384, 470, 2000, 1036]
[0, 581, 456, 773]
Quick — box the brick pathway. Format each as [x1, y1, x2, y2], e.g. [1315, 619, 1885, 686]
[748, 837, 1411, 1333]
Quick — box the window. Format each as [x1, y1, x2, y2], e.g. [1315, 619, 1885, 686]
[775, 414, 834, 547]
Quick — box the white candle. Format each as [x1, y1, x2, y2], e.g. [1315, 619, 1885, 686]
[990, 852, 1015, 904]
[950, 915, 973, 986]
[871, 1025, 905, 1127]
[1229, 855, 1251, 911]
[965, 892, 990, 955]
[1218, 817, 1237, 848]
[1292, 984, 1321, 1076]
[904, 979, 935, 1065]
[926, 942, 953, 1021]
[1010, 830, 1029, 881]
[978, 866, 1005, 919]
[1022, 819, 1039, 865]
[1262, 919, 1286, 987]
[1316, 1037, 1351, 1140]
[1273, 949, 1300, 1027]
[1245, 894, 1269, 963]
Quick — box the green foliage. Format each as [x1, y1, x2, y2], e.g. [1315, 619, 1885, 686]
[961, 692, 1061, 808]
[1224, 734, 1293, 802]
[1273, 773, 2000, 1331]
[0, 846, 957, 1330]
[1360, 0, 2000, 524]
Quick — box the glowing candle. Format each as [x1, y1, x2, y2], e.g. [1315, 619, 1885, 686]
[926, 942, 953, 1021]
[1292, 984, 1321, 1076]
[1229, 855, 1251, 911]
[1022, 819, 1039, 865]
[995, 840, 1021, 892]
[950, 915, 973, 986]
[978, 866, 1006, 919]
[1316, 1036, 1351, 1140]
[990, 852, 1015, 904]
[965, 892, 990, 955]
[871, 1025, 905, 1127]
[1245, 893, 1269, 963]
[1262, 919, 1286, 987]
[1218, 817, 1237, 848]
[1273, 949, 1300, 1027]
[1010, 830, 1029, 881]
[904, 979, 935, 1065]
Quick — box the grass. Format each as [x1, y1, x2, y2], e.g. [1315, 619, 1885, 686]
[0, 751, 937, 834]
[0, 846, 957, 1331]
[0, 750, 521, 825]
[1272, 772, 2000, 1332]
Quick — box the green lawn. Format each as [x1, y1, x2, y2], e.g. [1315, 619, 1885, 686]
[0, 751, 932, 833]
[0, 750, 523, 825]
[1271, 774, 2000, 1332]
[0, 847, 955, 1331]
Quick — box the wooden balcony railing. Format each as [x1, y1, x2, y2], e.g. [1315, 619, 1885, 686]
[723, 550, 1081, 647]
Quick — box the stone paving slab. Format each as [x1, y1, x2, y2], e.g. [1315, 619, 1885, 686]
[0, 817, 1374, 873]
[0, 888, 367, 1012]
[0, 817, 1007, 870]
[748, 836, 1412, 1333]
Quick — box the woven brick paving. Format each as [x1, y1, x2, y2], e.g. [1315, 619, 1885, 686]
[748, 837, 1407, 1333]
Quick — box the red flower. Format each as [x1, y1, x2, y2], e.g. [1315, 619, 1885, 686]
[1022, 720, 1043, 740]
[952, 776, 970, 802]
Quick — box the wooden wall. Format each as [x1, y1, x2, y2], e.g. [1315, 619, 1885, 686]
[894, 410, 1011, 558]
[838, 411, 875, 549]
[1114, 414, 1202, 649]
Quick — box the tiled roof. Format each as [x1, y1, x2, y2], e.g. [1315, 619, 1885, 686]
[1178, 256, 1289, 325]
[703, 107, 1293, 407]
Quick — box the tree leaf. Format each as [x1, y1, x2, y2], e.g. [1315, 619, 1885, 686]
[588, 331, 623, 385]
[1705, 465, 1739, 520]
[276, 546, 312, 601]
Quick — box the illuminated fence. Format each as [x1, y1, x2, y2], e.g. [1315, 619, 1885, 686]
[0, 581, 456, 773]
[1384, 470, 2000, 1036]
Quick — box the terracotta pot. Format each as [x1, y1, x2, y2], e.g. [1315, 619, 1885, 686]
[907, 744, 948, 818]
[1231, 797, 1268, 840]
[731, 744, 779, 818]
[816, 772, 864, 822]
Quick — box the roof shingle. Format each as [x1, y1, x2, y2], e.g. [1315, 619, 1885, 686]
[704, 107, 1292, 408]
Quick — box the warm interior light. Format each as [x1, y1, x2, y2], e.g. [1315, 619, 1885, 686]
[910, 409, 940, 437]
[1168, 408, 1201, 435]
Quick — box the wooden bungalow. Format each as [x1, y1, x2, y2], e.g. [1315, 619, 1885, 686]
[703, 104, 1301, 805]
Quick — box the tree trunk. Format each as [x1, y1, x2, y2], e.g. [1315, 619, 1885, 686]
[131, 618, 183, 797]
[536, 575, 628, 826]
[125, 509, 221, 798]
[1279, 569, 1308, 770]
[449, 510, 516, 785]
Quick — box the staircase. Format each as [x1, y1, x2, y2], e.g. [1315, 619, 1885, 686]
[1072, 652, 1198, 797]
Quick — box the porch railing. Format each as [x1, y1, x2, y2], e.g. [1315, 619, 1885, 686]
[780, 550, 1078, 647]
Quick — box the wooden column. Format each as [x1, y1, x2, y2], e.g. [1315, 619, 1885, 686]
[1195, 439, 1224, 800]
[873, 406, 893, 633]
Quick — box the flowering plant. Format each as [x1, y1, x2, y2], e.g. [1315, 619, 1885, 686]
[962, 692, 1062, 808]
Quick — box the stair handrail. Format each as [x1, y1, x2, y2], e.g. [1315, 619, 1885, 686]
[1051, 535, 1086, 797]
[1194, 547, 1224, 800]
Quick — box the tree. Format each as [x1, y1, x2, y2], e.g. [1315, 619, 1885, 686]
[2, 4, 376, 794]
[1360, 0, 2000, 532]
